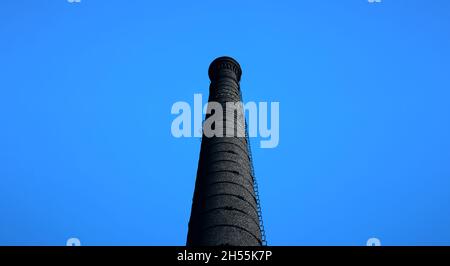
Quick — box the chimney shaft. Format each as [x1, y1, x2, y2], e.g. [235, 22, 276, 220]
[186, 57, 262, 246]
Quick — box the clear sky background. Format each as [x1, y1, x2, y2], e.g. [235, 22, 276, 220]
[1, 0, 450, 246]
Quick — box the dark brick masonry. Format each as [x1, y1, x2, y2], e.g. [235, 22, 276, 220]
[186, 57, 262, 246]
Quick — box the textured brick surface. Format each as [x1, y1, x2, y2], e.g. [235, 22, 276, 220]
[187, 57, 262, 246]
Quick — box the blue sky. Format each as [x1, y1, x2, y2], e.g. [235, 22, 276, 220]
[1, 0, 450, 245]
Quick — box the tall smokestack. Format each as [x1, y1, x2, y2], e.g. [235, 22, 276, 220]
[186, 56, 263, 246]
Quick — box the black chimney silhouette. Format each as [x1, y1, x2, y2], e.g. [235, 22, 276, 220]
[186, 56, 263, 246]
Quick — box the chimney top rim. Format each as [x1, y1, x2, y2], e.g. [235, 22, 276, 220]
[208, 56, 242, 82]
